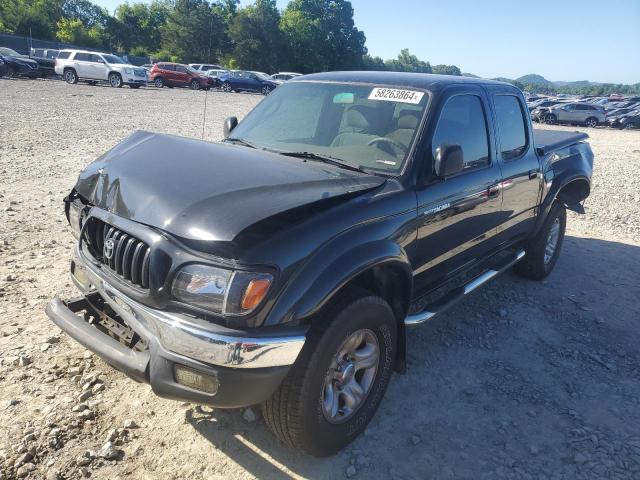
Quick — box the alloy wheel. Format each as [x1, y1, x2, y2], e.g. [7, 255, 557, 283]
[223, 82, 232, 92]
[109, 73, 122, 88]
[322, 329, 379, 424]
[544, 218, 561, 264]
[64, 70, 76, 84]
[586, 118, 597, 128]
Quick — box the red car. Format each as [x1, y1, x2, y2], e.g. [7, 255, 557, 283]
[150, 62, 211, 90]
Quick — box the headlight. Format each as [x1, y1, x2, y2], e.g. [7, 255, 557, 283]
[124, 68, 132, 74]
[172, 265, 272, 316]
[67, 200, 85, 240]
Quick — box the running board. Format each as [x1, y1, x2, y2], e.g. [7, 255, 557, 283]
[405, 250, 526, 326]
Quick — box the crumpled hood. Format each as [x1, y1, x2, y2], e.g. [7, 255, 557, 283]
[75, 131, 386, 241]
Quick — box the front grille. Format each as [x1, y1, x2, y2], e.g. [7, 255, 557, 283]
[83, 218, 151, 289]
[134, 68, 146, 77]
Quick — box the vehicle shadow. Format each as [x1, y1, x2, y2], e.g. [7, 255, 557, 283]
[185, 235, 640, 479]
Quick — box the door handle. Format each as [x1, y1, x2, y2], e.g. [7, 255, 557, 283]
[528, 169, 538, 180]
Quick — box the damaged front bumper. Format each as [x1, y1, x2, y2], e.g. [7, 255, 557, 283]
[45, 246, 306, 407]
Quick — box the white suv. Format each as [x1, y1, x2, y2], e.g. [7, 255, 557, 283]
[188, 63, 223, 75]
[55, 50, 148, 88]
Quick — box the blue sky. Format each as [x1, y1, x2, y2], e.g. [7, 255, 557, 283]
[93, 0, 640, 84]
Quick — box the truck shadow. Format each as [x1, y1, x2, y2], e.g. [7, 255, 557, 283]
[185, 235, 640, 479]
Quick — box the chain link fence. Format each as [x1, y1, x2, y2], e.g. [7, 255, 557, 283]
[0, 32, 151, 66]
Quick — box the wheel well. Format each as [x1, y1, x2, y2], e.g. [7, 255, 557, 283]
[558, 178, 590, 203]
[340, 263, 412, 374]
[63, 67, 75, 72]
[109, 71, 121, 77]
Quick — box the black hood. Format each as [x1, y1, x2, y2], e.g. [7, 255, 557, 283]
[75, 131, 386, 242]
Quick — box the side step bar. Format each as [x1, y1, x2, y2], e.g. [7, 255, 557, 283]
[405, 250, 526, 326]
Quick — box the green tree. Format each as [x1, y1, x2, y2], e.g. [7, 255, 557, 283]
[0, 0, 64, 39]
[228, 0, 283, 72]
[431, 64, 461, 76]
[362, 53, 386, 71]
[280, 0, 366, 73]
[56, 16, 102, 47]
[384, 49, 431, 73]
[161, 0, 227, 63]
[113, 1, 169, 53]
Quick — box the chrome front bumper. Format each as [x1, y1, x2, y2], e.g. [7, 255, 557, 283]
[61, 245, 306, 369]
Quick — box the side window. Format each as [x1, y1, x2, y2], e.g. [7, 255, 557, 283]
[494, 95, 527, 160]
[58, 51, 71, 60]
[192, 64, 201, 69]
[89, 54, 103, 63]
[75, 53, 90, 62]
[163, 64, 175, 71]
[175, 65, 186, 73]
[432, 94, 490, 171]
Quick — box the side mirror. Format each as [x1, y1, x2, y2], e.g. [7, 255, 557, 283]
[434, 144, 464, 177]
[223, 116, 238, 139]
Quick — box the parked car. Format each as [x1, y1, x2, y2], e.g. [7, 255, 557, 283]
[218, 70, 278, 94]
[205, 69, 228, 88]
[527, 99, 565, 112]
[540, 102, 606, 127]
[612, 111, 640, 130]
[141, 64, 154, 71]
[270, 72, 302, 82]
[0, 47, 40, 78]
[29, 48, 60, 77]
[55, 50, 148, 88]
[150, 63, 211, 90]
[0, 56, 7, 77]
[47, 72, 593, 457]
[189, 63, 223, 75]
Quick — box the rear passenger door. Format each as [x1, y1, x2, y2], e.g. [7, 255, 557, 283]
[73, 52, 92, 78]
[413, 86, 505, 294]
[487, 86, 542, 244]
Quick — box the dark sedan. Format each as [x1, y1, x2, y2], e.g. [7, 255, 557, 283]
[218, 70, 278, 95]
[0, 47, 40, 78]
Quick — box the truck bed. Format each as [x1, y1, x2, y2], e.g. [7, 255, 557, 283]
[533, 129, 589, 156]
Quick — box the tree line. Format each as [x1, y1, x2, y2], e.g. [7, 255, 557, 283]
[0, 0, 462, 75]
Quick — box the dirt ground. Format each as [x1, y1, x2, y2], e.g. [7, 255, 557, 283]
[1, 77, 639, 480]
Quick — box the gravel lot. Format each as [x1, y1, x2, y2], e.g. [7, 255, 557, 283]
[1, 77, 639, 480]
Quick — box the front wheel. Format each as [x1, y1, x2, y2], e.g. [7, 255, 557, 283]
[261, 85, 272, 95]
[624, 122, 636, 130]
[154, 77, 164, 88]
[222, 82, 232, 93]
[514, 201, 567, 280]
[262, 290, 397, 457]
[109, 72, 123, 88]
[545, 113, 557, 124]
[6, 66, 17, 78]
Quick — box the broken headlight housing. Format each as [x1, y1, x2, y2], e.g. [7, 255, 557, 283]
[67, 199, 86, 240]
[171, 264, 273, 316]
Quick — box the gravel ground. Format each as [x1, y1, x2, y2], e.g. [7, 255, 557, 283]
[1, 77, 639, 480]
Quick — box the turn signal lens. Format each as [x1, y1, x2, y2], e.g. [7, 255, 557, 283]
[241, 278, 272, 311]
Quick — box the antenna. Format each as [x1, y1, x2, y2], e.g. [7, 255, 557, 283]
[201, 86, 209, 140]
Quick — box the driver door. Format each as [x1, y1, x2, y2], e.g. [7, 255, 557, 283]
[89, 54, 108, 80]
[412, 86, 505, 294]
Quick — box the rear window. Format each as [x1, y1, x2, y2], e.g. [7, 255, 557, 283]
[58, 51, 71, 60]
[494, 95, 528, 160]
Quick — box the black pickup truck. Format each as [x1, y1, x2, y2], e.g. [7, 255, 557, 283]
[46, 72, 593, 457]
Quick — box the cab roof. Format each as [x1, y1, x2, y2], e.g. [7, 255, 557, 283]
[291, 71, 512, 92]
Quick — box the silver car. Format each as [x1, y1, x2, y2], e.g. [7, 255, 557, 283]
[544, 103, 606, 127]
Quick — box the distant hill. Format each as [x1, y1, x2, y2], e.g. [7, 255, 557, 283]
[462, 72, 479, 78]
[516, 74, 555, 87]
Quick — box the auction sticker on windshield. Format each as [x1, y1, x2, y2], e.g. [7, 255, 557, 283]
[368, 87, 424, 104]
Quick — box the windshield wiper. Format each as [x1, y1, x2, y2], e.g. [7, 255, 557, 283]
[278, 151, 368, 174]
[224, 137, 258, 149]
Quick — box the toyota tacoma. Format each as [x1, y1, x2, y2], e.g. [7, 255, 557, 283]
[47, 72, 593, 456]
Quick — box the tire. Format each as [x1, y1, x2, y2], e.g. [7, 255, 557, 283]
[624, 122, 636, 130]
[190, 79, 201, 90]
[261, 85, 272, 95]
[154, 77, 164, 88]
[545, 113, 557, 125]
[64, 68, 78, 84]
[585, 117, 598, 128]
[109, 72, 123, 88]
[514, 201, 567, 280]
[262, 289, 397, 457]
[222, 82, 232, 93]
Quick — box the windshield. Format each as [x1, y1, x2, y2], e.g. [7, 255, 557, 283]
[186, 66, 199, 74]
[229, 82, 428, 174]
[102, 54, 125, 64]
[253, 72, 270, 80]
[0, 47, 24, 57]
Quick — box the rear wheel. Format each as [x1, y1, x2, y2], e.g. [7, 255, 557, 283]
[109, 72, 123, 88]
[261, 85, 272, 95]
[262, 289, 397, 457]
[585, 117, 598, 128]
[515, 201, 567, 280]
[63, 68, 78, 84]
[190, 79, 201, 90]
[624, 122, 636, 130]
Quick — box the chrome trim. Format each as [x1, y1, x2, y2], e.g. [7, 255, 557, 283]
[70, 245, 305, 368]
[405, 250, 526, 326]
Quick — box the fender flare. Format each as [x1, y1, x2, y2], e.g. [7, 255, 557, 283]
[535, 169, 590, 235]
